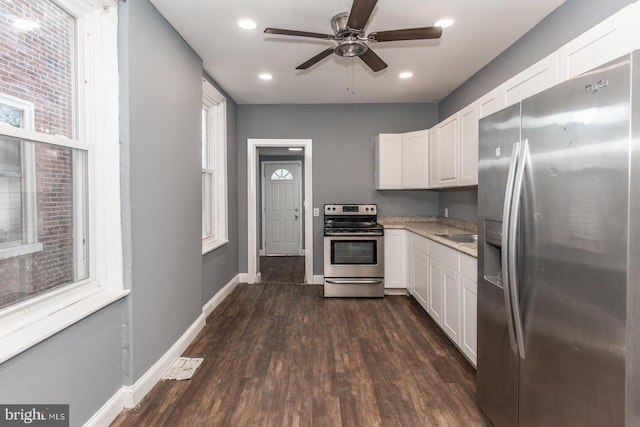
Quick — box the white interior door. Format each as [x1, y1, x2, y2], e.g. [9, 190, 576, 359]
[263, 162, 302, 255]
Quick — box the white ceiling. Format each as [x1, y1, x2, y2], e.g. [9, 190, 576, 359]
[149, 0, 566, 105]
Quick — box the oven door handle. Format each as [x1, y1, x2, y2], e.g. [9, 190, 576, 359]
[325, 279, 384, 285]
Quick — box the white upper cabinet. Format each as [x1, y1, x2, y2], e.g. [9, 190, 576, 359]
[558, 2, 637, 81]
[431, 114, 458, 188]
[501, 51, 559, 108]
[458, 102, 479, 186]
[477, 87, 504, 120]
[375, 133, 403, 189]
[376, 131, 429, 190]
[402, 130, 430, 189]
[428, 127, 438, 188]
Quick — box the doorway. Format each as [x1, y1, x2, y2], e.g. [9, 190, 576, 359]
[261, 161, 303, 256]
[247, 139, 313, 285]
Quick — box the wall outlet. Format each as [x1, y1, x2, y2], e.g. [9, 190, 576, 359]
[313, 208, 320, 217]
[444, 208, 449, 218]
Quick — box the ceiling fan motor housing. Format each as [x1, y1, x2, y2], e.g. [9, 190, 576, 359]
[331, 11, 367, 57]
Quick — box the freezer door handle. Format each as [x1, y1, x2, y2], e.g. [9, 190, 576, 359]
[501, 141, 521, 354]
[508, 138, 529, 359]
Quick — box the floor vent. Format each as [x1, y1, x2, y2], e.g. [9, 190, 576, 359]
[162, 357, 203, 380]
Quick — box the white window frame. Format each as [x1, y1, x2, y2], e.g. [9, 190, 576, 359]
[202, 78, 228, 254]
[0, 0, 127, 364]
[0, 94, 42, 259]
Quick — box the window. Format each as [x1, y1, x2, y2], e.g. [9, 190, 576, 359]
[270, 168, 293, 180]
[202, 78, 228, 253]
[0, 0, 124, 363]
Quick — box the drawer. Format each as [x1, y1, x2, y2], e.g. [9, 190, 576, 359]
[460, 253, 477, 280]
[429, 239, 459, 271]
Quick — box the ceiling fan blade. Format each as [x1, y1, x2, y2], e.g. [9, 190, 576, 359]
[346, 0, 378, 31]
[264, 27, 334, 40]
[368, 26, 443, 42]
[296, 47, 336, 70]
[359, 48, 387, 72]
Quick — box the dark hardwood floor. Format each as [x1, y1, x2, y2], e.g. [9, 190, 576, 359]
[111, 284, 487, 427]
[259, 256, 305, 283]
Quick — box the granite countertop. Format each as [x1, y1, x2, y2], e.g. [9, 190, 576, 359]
[379, 216, 478, 258]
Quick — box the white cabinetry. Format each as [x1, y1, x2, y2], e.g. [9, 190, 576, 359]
[458, 102, 478, 186]
[410, 233, 430, 311]
[402, 130, 430, 188]
[430, 240, 461, 346]
[431, 115, 458, 188]
[460, 254, 477, 366]
[558, 3, 637, 81]
[376, 131, 429, 190]
[477, 87, 503, 120]
[403, 231, 478, 367]
[501, 51, 559, 108]
[375, 133, 403, 189]
[384, 229, 407, 289]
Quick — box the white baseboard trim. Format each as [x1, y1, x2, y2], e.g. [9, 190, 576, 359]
[312, 275, 324, 285]
[203, 274, 240, 317]
[121, 313, 206, 408]
[83, 389, 125, 427]
[86, 276, 242, 426]
[385, 288, 409, 296]
[239, 273, 251, 283]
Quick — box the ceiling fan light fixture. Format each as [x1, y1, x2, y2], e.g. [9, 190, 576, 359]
[335, 40, 368, 57]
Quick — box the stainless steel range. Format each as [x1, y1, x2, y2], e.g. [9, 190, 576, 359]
[323, 204, 384, 298]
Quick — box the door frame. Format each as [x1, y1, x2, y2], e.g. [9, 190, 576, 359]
[247, 139, 313, 284]
[261, 160, 303, 256]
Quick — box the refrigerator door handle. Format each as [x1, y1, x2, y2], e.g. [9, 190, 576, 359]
[501, 141, 521, 354]
[509, 138, 529, 359]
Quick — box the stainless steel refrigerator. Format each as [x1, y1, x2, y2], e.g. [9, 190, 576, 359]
[477, 51, 640, 427]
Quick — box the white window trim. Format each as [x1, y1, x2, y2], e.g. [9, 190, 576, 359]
[202, 78, 228, 254]
[0, 95, 42, 259]
[0, 0, 127, 364]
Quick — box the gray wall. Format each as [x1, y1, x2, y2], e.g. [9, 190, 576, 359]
[436, 0, 635, 224]
[120, 0, 204, 383]
[238, 103, 440, 275]
[202, 76, 240, 305]
[0, 303, 124, 426]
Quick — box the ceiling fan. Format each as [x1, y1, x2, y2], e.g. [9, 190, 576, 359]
[264, 0, 443, 72]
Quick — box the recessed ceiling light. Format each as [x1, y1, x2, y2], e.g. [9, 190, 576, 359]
[288, 147, 303, 151]
[259, 73, 272, 80]
[435, 19, 454, 29]
[238, 19, 257, 30]
[12, 18, 40, 31]
[399, 72, 413, 79]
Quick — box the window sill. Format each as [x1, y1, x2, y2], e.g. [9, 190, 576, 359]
[0, 285, 130, 364]
[0, 242, 44, 260]
[202, 237, 229, 255]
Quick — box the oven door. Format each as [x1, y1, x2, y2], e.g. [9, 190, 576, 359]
[323, 235, 384, 278]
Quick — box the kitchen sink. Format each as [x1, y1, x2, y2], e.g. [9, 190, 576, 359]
[436, 233, 478, 244]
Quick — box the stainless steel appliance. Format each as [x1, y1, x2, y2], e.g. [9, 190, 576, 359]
[323, 204, 384, 297]
[477, 51, 640, 427]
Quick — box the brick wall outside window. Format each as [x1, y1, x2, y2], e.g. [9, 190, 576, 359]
[0, 0, 76, 308]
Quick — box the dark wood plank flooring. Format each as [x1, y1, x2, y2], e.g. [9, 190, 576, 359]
[111, 284, 487, 427]
[260, 256, 305, 283]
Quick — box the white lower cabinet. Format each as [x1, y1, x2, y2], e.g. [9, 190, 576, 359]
[410, 233, 429, 311]
[460, 254, 478, 366]
[400, 231, 477, 367]
[427, 257, 443, 324]
[384, 229, 407, 289]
